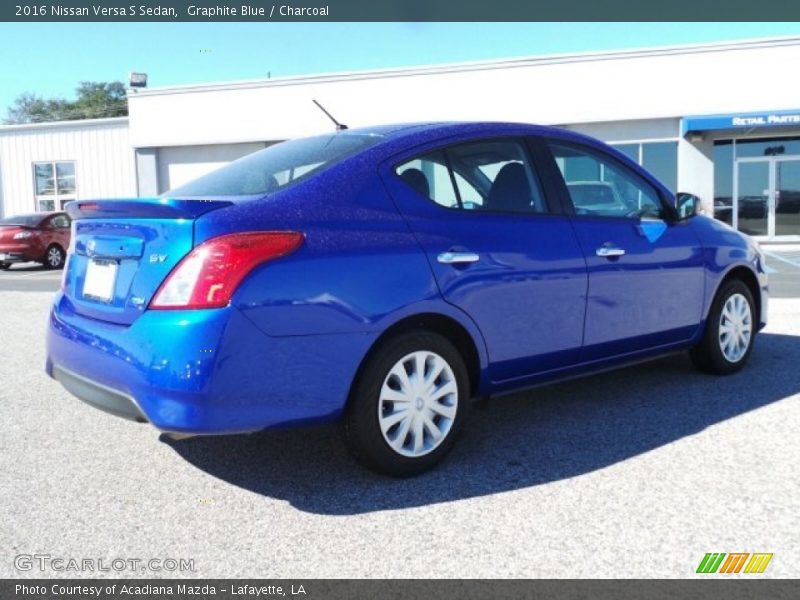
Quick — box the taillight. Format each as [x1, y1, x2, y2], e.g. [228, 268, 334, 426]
[150, 231, 304, 310]
[61, 223, 75, 292]
[60, 256, 69, 291]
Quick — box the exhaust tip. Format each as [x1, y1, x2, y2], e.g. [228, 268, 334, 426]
[161, 431, 197, 441]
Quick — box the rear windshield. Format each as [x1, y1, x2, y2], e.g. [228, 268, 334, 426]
[164, 133, 382, 197]
[0, 214, 41, 226]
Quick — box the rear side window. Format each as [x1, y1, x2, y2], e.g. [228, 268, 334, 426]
[549, 141, 665, 219]
[165, 133, 382, 197]
[51, 215, 70, 229]
[395, 139, 548, 214]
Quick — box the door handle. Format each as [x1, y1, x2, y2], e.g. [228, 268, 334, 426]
[437, 251, 480, 265]
[596, 246, 626, 258]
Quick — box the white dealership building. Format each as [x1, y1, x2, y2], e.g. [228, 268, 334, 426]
[1, 35, 800, 241]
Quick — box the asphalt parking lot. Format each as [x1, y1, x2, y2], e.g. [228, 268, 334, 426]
[1, 253, 798, 578]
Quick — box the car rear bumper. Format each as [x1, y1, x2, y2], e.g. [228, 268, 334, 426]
[51, 364, 148, 423]
[0, 250, 37, 263]
[0, 240, 44, 261]
[46, 292, 373, 434]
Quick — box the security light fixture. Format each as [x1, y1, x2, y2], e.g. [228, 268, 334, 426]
[128, 72, 148, 89]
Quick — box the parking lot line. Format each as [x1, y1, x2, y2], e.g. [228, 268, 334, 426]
[3, 270, 61, 279]
[764, 251, 800, 269]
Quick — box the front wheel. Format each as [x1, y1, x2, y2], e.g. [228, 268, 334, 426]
[690, 279, 756, 374]
[342, 331, 470, 477]
[0, 262, 10, 270]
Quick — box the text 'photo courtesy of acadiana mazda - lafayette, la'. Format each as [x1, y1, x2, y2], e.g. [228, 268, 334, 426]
[45, 122, 769, 476]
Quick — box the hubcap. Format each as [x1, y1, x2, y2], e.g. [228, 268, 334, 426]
[719, 293, 752, 363]
[378, 350, 458, 458]
[48, 248, 62, 266]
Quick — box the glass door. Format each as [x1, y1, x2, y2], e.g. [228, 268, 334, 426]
[735, 159, 770, 237]
[775, 159, 800, 237]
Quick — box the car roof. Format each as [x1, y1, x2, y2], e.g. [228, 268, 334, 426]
[0, 211, 65, 223]
[340, 121, 561, 141]
[331, 121, 607, 161]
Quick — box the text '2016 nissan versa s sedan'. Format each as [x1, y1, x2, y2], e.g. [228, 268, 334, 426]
[46, 122, 768, 476]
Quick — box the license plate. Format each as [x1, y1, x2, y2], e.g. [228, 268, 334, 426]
[0, 253, 5, 260]
[83, 259, 118, 302]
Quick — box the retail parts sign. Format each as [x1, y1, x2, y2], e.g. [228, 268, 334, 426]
[683, 110, 800, 135]
[732, 113, 800, 126]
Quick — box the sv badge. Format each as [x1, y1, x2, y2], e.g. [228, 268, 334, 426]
[149, 254, 168, 264]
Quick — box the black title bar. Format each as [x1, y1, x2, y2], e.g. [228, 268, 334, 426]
[4, 0, 800, 22]
[3, 579, 799, 600]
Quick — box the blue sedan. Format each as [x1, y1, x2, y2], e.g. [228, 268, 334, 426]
[46, 122, 768, 476]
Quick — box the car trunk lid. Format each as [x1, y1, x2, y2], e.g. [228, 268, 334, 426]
[0, 225, 31, 243]
[63, 197, 233, 325]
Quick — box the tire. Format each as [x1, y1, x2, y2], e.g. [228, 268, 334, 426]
[0, 262, 10, 270]
[690, 279, 756, 375]
[342, 330, 470, 477]
[44, 244, 65, 269]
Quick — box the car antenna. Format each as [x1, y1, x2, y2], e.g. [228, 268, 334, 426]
[313, 99, 348, 130]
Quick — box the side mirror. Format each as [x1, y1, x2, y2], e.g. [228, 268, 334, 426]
[675, 193, 700, 220]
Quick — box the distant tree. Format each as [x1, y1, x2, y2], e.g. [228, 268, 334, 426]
[3, 81, 128, 124]
[71, 81, 128, 119]
[4, 93, 69, 124]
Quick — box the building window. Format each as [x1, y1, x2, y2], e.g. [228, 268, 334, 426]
[713, 136, 800, 235]
[613, 144, 639, 163]
[734, 136, 800, 158]
[610, 141, 678, 193]
[712, 141, 734, 226]
[33, 161, 76, 211]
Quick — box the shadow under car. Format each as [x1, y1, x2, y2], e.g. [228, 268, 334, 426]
[162, 331, 799, 515]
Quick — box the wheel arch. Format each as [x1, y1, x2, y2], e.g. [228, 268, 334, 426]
[44, 241, 65, 252]
[716, 264, 761, 323]
[348, 312, 486, 408]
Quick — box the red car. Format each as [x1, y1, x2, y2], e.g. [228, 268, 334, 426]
[0, 212, 71, 270]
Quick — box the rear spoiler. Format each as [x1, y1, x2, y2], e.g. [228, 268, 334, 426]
[65, 197, 234, 220]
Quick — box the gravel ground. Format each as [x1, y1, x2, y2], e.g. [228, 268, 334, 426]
[0, 292, 798, 578]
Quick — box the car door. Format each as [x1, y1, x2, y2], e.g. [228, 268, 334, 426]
[39, 215, 58, 248]
[543, 138, 706, 361]
[382, 137, 588, 383]
[49, 213, 71, 249]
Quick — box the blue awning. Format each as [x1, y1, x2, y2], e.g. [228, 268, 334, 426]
[682, 109, 800, 136]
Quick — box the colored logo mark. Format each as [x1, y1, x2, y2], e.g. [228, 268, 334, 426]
[696, 553, 773, 574]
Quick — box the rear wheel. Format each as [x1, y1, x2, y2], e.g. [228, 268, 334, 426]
[0, 262, 10, 270]
[690, 279, 756, 374]
[44, 244, 65, 269]
[342, 330, 470, 477]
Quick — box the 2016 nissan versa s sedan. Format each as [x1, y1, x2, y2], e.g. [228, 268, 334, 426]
[46, 122, 768, 476]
